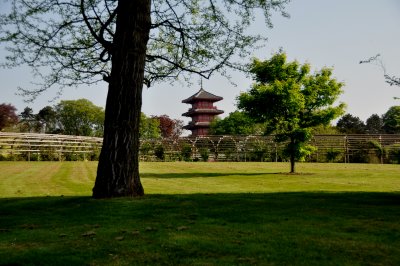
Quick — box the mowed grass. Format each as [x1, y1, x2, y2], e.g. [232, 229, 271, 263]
[1, 162, 400, 197]
[0, 162, 399, 265]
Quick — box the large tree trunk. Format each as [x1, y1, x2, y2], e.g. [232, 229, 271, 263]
[92, 0, 151, 198]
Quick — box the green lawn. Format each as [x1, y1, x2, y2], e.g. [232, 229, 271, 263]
[0, 162, 399, 265]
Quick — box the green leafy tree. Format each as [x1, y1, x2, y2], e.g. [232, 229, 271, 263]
[209, 111, 264, 135]
[56, 99, 105, 137]
[18, 107, 36, 132]
[382, 106, 400, 134]
[139, 113, 161, 139]
[0, 0, 289, 198]
[36, 106, 58, 133]
[0, 103, 18, 131]
[365, 114, 384, 134]
[238, 52, 345, 173]
[336, 114, 366, 134]
[311, 125, 339, 135]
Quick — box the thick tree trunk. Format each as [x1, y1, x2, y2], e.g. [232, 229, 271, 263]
[92, 0, 151, 198]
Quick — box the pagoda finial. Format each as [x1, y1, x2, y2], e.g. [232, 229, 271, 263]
[200, 78, 203, 90]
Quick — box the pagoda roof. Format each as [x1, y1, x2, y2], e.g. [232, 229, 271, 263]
[182, 88, 223, 103]
[183, 122, 211, 130]
[182, 108, 224, 117]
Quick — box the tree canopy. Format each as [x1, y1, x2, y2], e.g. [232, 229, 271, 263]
[238, 52, 345, 173]
[209, 111, 264, 135]
[382, 106, 400, 134]
[0, 0, 290, 99]
[365, 114, 384, 134]
[152, 115, 183, 139]
[139, 113, 161, 139]
[336, 114, 366, 134]
[56, 99, 105, 137]
[0, 103, 18, 131]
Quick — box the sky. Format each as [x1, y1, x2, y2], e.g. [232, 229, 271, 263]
[1, 0, 400, 130]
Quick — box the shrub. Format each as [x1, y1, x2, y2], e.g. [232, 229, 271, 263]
[388, 144, 400, 164]
[326, 149, 342, 162]
[154, 144, 165, 161]
[180, 143, 192, 162]
[199, 148, 209, 162]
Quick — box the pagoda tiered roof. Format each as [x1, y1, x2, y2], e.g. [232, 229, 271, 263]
[182, 88, 223, 103]
[182, 107, 224, 117]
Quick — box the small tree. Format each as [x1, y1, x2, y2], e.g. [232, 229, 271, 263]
[0, 103, 18, 131]
[153, 115, 183, 139]
[238, 52, 345, 173]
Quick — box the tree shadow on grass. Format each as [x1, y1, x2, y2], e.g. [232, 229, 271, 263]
[0, 192, 399, 265]
[140, 172, 294, 178]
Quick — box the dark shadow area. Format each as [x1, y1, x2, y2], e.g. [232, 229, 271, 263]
[1, 192, 399, 265]
[140, 172, 292, 178]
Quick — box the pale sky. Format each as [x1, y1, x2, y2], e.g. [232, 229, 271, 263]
[1, 0, 400, 130]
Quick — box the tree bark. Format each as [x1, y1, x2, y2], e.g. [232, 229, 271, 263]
[92, 0, 151, 198]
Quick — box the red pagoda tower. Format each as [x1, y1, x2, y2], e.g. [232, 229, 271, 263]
[182, 88, 224, 136]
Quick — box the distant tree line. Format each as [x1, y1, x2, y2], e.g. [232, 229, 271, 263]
[0, 99, 183, 138]
[210, 107, 400, 136]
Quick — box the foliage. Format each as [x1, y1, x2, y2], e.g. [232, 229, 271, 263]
[311, 125, 340, 135]
[199, 147, 209, 162]
[36, 106, 57, 133]
[152, 115, 183, 138]
[0, 0, 290, 94]
[326, 148, 342, 162]
[365, 114, 384, 134]
[56, 99, 105, 137]
[18, 106, 37, 132]
[209, 111, 264, 135]
[382, 106, 400, 134]
[238, 52, 345, 172]
[336, 114, 366, 134]
[387, 144, 400, 164]
[139, 142, 153, 157]
[140, 113, 161, 139]
[0, 103, 18, 130]
[154, 144, 165, 161]
[180, 143, 192, 162]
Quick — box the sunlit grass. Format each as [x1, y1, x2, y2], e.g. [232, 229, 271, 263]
[0, 162, 399, 197]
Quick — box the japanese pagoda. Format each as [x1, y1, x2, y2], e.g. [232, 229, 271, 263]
[182, 88, 224, 136]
